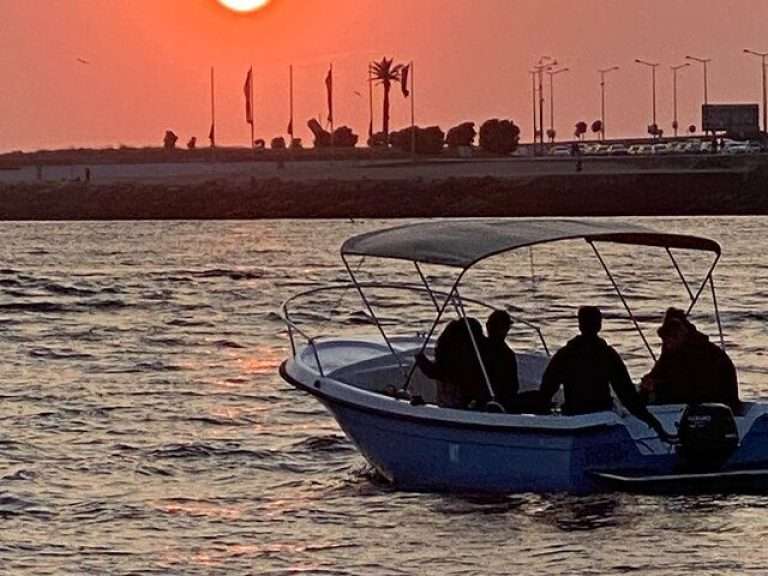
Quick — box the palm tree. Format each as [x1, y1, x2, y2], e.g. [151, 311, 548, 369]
[370, 57, 405, 145]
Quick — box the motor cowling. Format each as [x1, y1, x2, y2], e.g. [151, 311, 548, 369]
[677, 403, 739, 471]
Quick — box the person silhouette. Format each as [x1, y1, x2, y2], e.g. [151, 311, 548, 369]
[538, 306, 670, 439]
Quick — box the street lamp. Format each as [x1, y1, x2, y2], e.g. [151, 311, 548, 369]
[533, 56, 557, 153]
[635, 59, 660, 135]
[599, 66, 619, 141]
[671, 63, 690, 137]
[744, 49, 768, 133]
[547, 67, 569, 142]
[685, 55, 711, 105]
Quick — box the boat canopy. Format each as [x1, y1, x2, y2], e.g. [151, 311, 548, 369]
[341, 219, 721, 269]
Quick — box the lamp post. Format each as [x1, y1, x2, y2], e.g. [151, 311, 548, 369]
[744, 49, 768, 133]
[685, 55, 711, 105]
[635, 59, 660, 135]
[599, 66, 619, 141]
[547, 67, 569, 142]
[671, 63, 690, 137]
[530, 70, 538, 154]
[533, 56, 557, 152]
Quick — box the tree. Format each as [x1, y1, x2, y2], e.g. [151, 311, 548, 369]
[478, 119, 520, 155]
[370, 57, 406, 146]
[546, 128, 556, 143]
[590, 120, 602, 139]
[574, 121, 588, 141]
[688, 124, 697, 134]
[446, 122, 476, 148]
[186, 136, 197, 150]
[271, 136, 287, 149]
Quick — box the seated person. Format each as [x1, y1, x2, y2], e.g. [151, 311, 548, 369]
[640, 307, 740, 411]
[538, 306, 670, 439]
[416, 317, 490, 409]
[484, 310, 520, 412]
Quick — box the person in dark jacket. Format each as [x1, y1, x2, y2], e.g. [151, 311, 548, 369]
[484, 310, 520, 412]
[416, 317, 490, 409]
[640, 307, 740, 411]
[538, 306, 670, 439]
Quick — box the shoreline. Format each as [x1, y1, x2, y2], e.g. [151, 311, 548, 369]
[1, 166, 766, 220]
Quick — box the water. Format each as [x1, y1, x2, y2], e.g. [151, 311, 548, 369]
[1, 217, 768, 575]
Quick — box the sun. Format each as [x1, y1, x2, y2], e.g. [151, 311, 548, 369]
[217, 0, 270, 13]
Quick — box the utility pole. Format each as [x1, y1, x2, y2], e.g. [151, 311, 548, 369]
[671, 63, 690, 137]
[636, 59, 660, 134]
[744, 49, 768, 133]
[599, 66, 619, 141]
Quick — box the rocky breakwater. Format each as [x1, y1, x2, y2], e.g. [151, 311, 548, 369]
[0, 165, 766, 220]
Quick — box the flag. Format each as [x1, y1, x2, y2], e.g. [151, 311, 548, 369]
[325, 65, 333, 125]
[208, 123, 215, 147]
[244, 67, 253, 125]
[401, 64, 410, 98]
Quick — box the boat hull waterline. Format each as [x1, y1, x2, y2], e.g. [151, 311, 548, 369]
[281, 355, 768, 494]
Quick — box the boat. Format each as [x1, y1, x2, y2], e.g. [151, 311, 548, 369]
[278, 219, 768, 494]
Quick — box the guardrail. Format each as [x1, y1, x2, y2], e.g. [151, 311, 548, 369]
[279, 282, 549, 377]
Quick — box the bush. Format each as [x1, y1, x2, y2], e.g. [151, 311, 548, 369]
[478, 119, 520, 155]
[186, 136, 197, 150]
[163, 130, 178, 151]
[390, 125, 445, 155]
[271, 137, 287, 149]
[333, 126, 359, 148]
[367, 131, 388, 148]
[446, 122, 476, 148]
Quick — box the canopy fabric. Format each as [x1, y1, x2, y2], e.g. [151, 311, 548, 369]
[341, 219, 721, 268]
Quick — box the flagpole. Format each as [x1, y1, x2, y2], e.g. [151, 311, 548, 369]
[410, 60, 416, 159]
[289, 64, 294, 143]
[368, 63, 374, 145]
[250, 66, 255, 151]
[330, 62, 335, 157]
[210, 66, 216, 151]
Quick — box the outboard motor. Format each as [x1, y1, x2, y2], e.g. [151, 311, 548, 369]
[677, 403, 739, 471]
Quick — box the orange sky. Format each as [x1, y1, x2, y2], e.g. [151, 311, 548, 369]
[3, 0, 768, 152]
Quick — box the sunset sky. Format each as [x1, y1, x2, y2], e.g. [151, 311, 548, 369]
[3, 0, 768, 152]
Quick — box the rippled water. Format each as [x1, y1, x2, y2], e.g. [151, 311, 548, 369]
[2, 218, 768, 575]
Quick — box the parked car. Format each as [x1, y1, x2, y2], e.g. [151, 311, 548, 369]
[628, 143, 653, 155]
[549, 144, 573, 157]
[608, 143, 629, 155]
[722, 140, 762, 154]
[652, 143, 674, 155]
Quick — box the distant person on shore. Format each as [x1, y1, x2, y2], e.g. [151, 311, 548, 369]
[571, 142, 582, 172]
[640, 307, 740, 411]
[537, 306, 671, 439]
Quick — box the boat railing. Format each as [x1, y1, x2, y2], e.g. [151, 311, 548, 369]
[279, 281, 549, 377]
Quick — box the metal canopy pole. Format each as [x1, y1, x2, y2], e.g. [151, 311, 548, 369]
[665, 247, 694, 301]
[342, 255, 407, 377]
[414, 262, 440, 312]
[404, 268, 471, 390]
[455, 292, 495, 400]
[685, 254, 720, 315]
[709, 275, 726, 351]
[589, 241, 656, 360]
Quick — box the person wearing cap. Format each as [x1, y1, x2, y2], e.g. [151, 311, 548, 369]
[640, 307, 739, 411]
[538, 306, 670, 439]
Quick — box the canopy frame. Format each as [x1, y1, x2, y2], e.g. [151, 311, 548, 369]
[339, 220, 725, 394]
